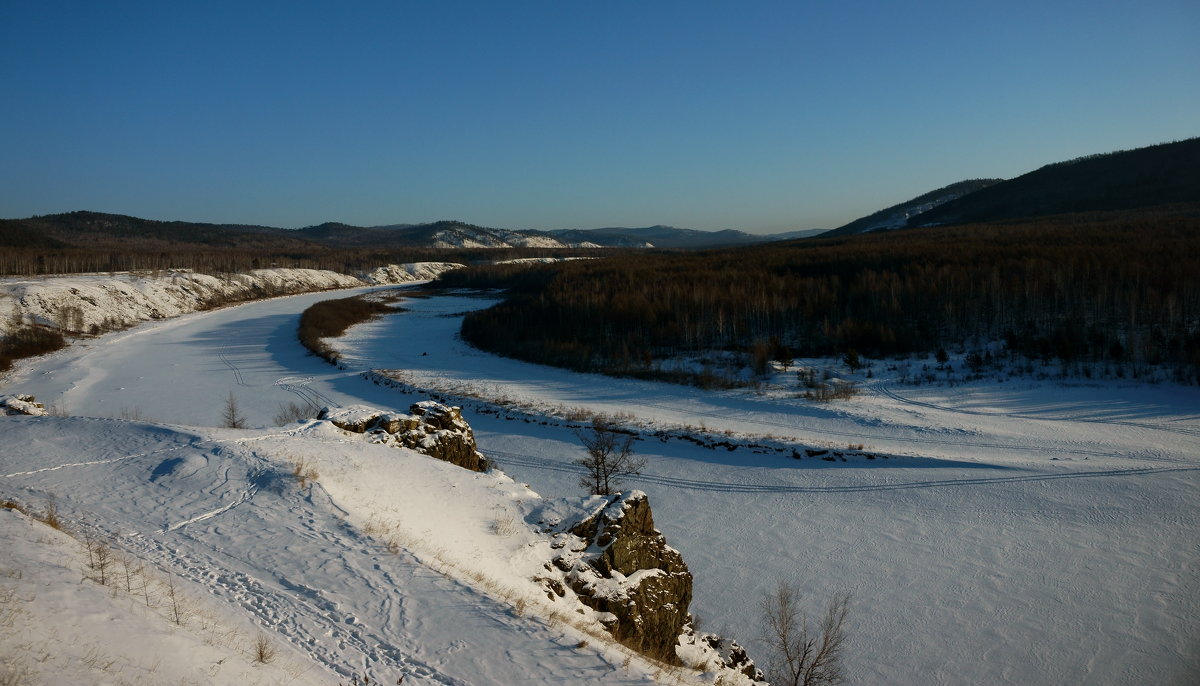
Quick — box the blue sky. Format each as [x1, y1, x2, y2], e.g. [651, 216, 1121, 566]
[2, 1, 1197, 233]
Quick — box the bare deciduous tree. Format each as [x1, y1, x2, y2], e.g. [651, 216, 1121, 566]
[573, 417, 646, 496]
[761, 581, 850, 686]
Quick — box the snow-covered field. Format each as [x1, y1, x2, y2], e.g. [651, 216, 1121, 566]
[2, 285, 1198, 684]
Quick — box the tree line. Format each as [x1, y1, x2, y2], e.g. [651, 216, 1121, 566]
[0, 244, 588, 277]
[439, 205, 1200, 384]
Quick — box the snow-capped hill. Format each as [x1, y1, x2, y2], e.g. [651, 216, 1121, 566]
[426, 223, 580, 249]
[430, 225, 565, 249]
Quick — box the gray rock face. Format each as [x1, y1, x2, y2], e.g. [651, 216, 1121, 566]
[551, 491, 693, 662]
[320, 401, 489, 472]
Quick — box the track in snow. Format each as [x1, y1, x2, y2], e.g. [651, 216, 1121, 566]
[871, 381, 1200, 441]
[489, 449, 1199, 495]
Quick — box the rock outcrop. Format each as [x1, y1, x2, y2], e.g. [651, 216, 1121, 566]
[547, 491, 693, 662]
[320, 401, 488, 472]
[321, 402, 764, 681]
[678, 627, 767, 682]
[1, 394, 46, 417]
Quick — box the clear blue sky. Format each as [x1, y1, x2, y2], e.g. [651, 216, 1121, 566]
[2, 1, 1197, 233]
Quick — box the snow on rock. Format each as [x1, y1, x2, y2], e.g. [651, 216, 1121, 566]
[547, 491, 696, 663]
[0, 394, 45, 416]
[0, 263, 463, 339]
[320, 401, 490, 472]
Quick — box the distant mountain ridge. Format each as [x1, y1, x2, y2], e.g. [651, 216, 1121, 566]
[549, 225, 777, 249]
[1, 213, 824, 252]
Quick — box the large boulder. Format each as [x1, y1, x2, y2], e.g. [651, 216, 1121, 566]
[320, 401, 489, 472]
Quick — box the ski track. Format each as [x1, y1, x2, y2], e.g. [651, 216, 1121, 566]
[219, 352, 249, 388]
[872, 381, 1200, 440]
[488, 449, 1199, 495]
[124, 517, 466, 685]
[633, 396, 1176, 462]
[1, 443, 195, 479]
[274, 375, 339, 411]
[160, 485, 259, 532]
[30, 440, 495, 686]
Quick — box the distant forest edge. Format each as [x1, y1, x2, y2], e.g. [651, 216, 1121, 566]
[439, 205, 1200, 384]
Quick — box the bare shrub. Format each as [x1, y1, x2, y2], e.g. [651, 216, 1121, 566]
[274, 401, 317, 425]
[804, 381, 859, 402]
[39, 497, 63, 531]
[490, 516, 519, 537]
[761, 581, 850, 686]
[291, 459, 319, 489]
[90, 539, 113, 586]
[165, 572, 186, 625]
[253, 633, 277, 664]
[118, 548, 137, 593]
[563, 406, 593, 422]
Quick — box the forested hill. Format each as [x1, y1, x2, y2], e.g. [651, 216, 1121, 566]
[909, 137, 1200, 227]
[824, 179, 1002, 237]
[443, 204, 1200, 385]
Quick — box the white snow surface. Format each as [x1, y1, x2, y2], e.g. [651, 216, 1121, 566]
[2, 285, 1198, 685]
[0, 506, 329, 686]
[0, 416, 672, 685]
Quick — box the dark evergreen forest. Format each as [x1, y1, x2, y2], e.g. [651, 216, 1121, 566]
[440, 206, 1200, 384]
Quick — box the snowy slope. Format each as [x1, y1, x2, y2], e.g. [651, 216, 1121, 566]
[0, 416, 679, 685]
[2, 286, 1198, 685]
[1, 506, 330, 686]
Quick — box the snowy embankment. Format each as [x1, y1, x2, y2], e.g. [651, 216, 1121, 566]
[0, 262, 460, 338]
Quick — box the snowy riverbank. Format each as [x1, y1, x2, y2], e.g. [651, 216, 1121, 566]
[0, 263, 461, 339]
